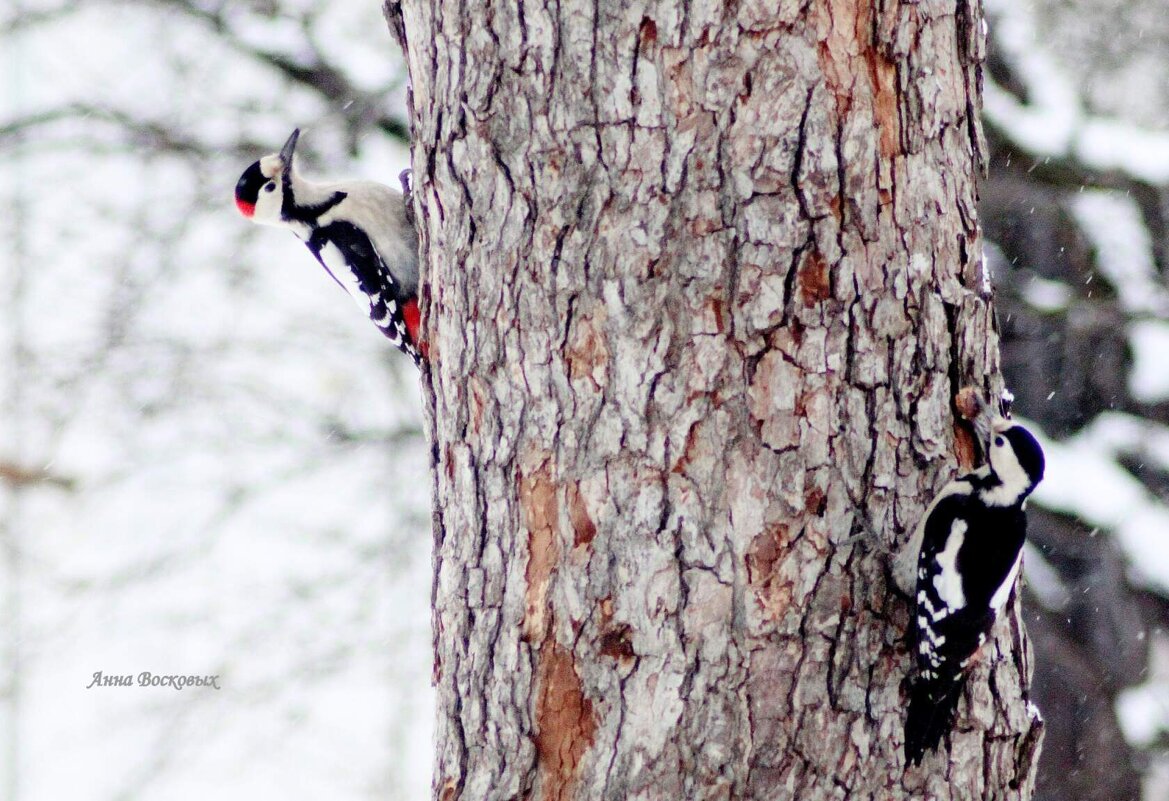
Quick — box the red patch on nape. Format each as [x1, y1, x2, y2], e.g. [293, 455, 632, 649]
[403, 298, 427, 358]
[235, 198, 255, 217]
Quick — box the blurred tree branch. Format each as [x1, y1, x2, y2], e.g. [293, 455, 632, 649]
[0, 462, 75, 492]
[145, 0, 409, 147]
[1, 0, 409, 154]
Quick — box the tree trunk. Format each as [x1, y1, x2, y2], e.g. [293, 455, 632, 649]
[392, 1, 1043, 798]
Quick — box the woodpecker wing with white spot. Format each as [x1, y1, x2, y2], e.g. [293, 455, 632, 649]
[903, 421, 1043, 765]
[912, 493, 1021, 679]
[306, 220, 420, 364]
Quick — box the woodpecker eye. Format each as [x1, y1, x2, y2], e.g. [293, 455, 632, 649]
[994, 436, 1005, 447]
[264, 182, 276, 193]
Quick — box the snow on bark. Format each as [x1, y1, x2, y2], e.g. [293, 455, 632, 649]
[393, 0, 1043, 798]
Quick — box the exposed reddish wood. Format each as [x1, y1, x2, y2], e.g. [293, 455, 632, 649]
[954, 422, 980, 473]
[955, 386, 985, 420]
[639, 16, 657, 44]
[565, 310, 609, 390]
[816, 0, 874, 118]
[598, 624, 636, 662]
[566, 482, 596, 548]
[805, 485, 827, 517]
[534, 640, 596, 801]
[747, 523, 794, 623]
[522, 461, 559, 643]
[867, 48, 901, 159]
[797, 248, 831, 306]
[954, 386, 988, 470]
[411, 0, 1039, 796]
[469, 376, 487, 435]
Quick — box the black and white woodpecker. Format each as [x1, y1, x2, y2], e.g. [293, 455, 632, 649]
[234, 129, 423, 364]
[893, 410, 1046, 766]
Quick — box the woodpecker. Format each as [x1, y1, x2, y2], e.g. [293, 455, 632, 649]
[893, 414, 1045, 766]
[234, 129, 422, 363]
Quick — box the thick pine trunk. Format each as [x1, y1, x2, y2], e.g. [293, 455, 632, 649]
[391, 1, 1043, 799]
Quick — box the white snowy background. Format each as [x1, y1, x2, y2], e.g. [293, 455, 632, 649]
[2, 0, 1169, 799]
[0, 2, 430, 799]
[986, 0, 1169, 797]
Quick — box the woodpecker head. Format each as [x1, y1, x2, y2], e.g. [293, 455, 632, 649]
[235, 128, 301, 227]
[983, 418, 1045, 505]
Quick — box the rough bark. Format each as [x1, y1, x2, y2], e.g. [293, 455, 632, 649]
[393, 1, 1043, 799]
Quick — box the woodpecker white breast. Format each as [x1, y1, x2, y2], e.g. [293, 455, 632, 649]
[234, 128, 423, 364]
[897, 416, 1045, 766]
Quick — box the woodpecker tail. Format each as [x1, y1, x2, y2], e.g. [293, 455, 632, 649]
[904, 674, 966, 766]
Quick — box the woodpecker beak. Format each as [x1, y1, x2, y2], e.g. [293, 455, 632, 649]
[972, 405, 996, 450]
[280, 128, 300, 169]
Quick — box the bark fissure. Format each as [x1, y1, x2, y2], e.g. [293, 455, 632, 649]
[402, 0, 1042, 798]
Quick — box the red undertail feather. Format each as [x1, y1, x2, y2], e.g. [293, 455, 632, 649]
[235, 198, 255, 217]
[403, 298, 427, 359]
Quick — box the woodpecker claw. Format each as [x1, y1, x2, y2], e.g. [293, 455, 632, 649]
[399, 169, 415, 229]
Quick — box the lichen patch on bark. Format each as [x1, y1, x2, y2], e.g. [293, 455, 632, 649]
[796, 247, 832, 306]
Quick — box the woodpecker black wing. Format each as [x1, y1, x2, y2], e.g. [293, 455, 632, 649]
[905, 493, 981, 764]
[305, 221, 421, 365]
[913, 495, 999, 674]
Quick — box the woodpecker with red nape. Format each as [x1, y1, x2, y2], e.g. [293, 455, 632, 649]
[893, 410, 1045, 766]
[235, 129, 422, 363]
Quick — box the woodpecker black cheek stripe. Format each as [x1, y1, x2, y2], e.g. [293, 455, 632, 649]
[235, 129, 422, 365]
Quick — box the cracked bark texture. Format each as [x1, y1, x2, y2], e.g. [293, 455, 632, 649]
[392, 1, 1043, 799]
